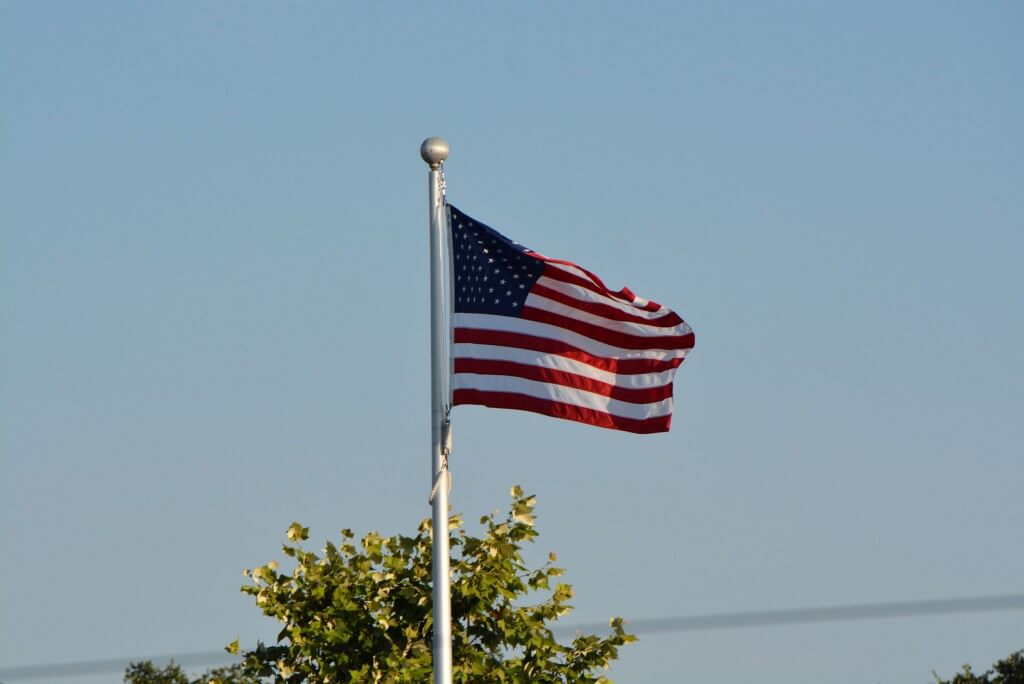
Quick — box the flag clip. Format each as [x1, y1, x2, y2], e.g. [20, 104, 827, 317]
[441, 407, 452, 458]
[429, 410, 453, 505]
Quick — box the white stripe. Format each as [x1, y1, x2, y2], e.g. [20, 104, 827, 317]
[452, 374, 674, 420]
[545, 262, 665, 312]
[535, 275, 677, 323]
[452, 343, 676, 388]
[453, 313, 690, 361]
[525, 291, 693, 345]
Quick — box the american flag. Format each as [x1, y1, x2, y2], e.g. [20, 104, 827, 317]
[449, 205, 695, 434]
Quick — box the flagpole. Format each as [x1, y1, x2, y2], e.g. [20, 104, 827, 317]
[421, 137, 453, 684]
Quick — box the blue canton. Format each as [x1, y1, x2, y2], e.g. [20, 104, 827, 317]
[449, 205, 545, 317]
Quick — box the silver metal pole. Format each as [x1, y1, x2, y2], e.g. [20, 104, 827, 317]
[420, 137, 453, 684]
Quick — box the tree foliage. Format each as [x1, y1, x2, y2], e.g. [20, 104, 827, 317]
[934, 650, 1024, 684]
[236, 486, 635, 682]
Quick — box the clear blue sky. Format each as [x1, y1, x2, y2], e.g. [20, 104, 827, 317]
[2, 2, 1022, 682]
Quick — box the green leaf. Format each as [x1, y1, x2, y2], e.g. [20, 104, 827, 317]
[286, 522, 309, 541]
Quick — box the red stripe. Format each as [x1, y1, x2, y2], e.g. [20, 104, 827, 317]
[453, 328, 684, 374]
[608, 284, 660, 310]
[520, 307, 696, 351]
[540, 262, 619, 300]
[453, 389, 672, 434]
[454, 358, 673, 404]
[539, 262, 664, 312]
[531, 282, 684, 328]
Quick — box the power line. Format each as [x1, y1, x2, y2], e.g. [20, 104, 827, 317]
[2, 592, 1022, 681]
[557, 592, 1024, 636]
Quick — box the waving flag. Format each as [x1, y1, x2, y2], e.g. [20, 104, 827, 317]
[449, 205, 695, 434]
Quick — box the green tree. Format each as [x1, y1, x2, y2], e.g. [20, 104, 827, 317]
[124, 661, 188, 684]
[124, 660, 257, 684]
[236, 486, 635, 682]
[934, 649, 1024, 684]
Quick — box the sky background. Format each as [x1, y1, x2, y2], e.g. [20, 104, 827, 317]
[2, 2, 1022, 683]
